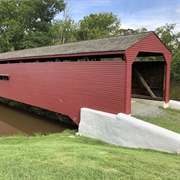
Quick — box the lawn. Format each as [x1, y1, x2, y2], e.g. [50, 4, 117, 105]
[0, 130, 179, 180]
[134, 108, 180, 133]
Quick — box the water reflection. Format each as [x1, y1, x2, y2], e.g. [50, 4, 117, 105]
[0, 103, 77, 136]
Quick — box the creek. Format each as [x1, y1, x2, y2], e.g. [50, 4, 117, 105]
[0, 103, 77, 136]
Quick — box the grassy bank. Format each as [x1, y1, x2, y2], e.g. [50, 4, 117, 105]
[135, 108, 180, 133]
[0, 130, 179, 180]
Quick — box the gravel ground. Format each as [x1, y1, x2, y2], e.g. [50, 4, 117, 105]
[131, 101, 164, 117]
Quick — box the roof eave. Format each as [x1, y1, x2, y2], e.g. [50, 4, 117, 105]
[0, 50, 125, 62]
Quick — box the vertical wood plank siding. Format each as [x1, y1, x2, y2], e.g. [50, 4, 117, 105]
[0, 61, 126, 125]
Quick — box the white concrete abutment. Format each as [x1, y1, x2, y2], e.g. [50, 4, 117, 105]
[77, 108, 180, 154]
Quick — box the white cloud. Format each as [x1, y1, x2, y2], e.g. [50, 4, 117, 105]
[119, 6, 180, 33]
[176, 8, 180, 14]
[55, 0, 180, 33]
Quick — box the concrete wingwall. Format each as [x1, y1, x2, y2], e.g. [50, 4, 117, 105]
[78, 108, 180, 154]
[169, 100, 180, 110]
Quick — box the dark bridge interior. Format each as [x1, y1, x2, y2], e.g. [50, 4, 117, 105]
[132, 61, 165, 101]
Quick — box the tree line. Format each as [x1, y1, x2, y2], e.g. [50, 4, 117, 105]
[0, 0, 179, 80]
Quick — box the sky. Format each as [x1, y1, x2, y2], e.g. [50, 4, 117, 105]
[55, 0, 180, 33]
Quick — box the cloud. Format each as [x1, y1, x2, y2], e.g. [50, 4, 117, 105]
[55, 0, 180, 33]
[176, 8, 180, 14]
[119, 5, 180, 33]
[61, 0, 113, 21]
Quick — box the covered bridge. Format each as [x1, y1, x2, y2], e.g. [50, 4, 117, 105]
[0, 32, 172, 125]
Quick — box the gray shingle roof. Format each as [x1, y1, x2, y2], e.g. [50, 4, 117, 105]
[0, 32, 152, 60]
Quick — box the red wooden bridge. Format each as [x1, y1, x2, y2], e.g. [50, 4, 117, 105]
[0, 32, 172, 125]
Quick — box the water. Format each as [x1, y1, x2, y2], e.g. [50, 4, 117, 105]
[170, 82, 180, 101]
[0, 103, 77, 136]
[0, 82, 179, 136]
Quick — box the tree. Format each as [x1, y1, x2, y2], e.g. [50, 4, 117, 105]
[171, 51, 180, 81]
[119, 27, 148, 35]
[77, 12, 121, 40]
[155, 24, 180, 81]
[155, 24, 179, 53]
[0, 0, 66, 52]
[51, 7, 78, 44]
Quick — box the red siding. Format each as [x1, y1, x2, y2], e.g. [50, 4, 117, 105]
[124, 59, 133, 114]
[126, 33, 172, 59]
[0, 61, 126, 125]
[125, 32, 172, 111]
[164, 61, 171, 103]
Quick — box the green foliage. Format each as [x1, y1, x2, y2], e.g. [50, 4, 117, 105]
[52, 18, 77, 44]
[170, 82, 180, 101]
[0, 0, 66, 52]
[51, 8, 78, 44]
[119, 28, 138, 35]
[119, 27, 148, 35]
[155, 24, 180, 81]
[77, 12, 121, 40]
[0, 131, 179, 179]
[155, 24, 179, 52]
[52, 11, 121, 44]
[171, 50, 180, 81]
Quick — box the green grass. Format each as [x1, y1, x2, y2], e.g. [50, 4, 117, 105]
[0, 130, 179, 180]
[135, 108, 180, 133]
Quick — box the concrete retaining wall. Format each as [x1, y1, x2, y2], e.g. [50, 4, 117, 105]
[169, 100, 180, 110]
[78, 108, 180, 154]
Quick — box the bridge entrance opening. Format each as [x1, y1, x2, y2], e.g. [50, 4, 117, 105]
[132, 54, 165, 101]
